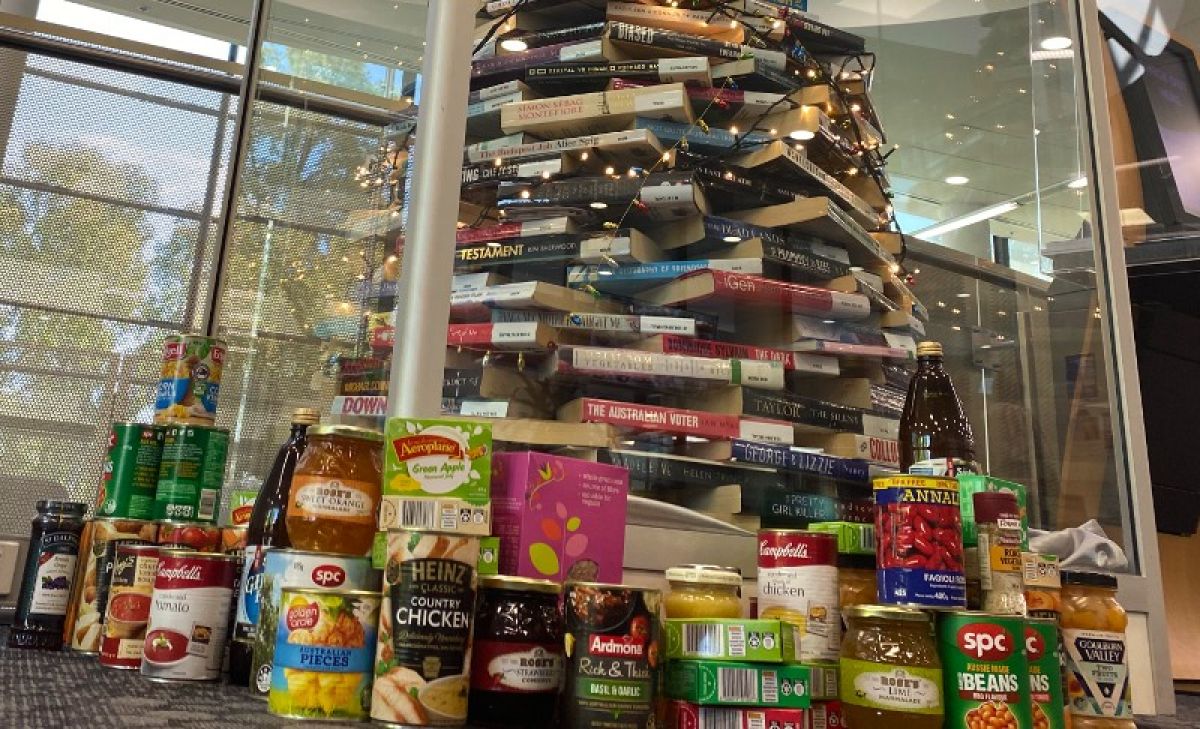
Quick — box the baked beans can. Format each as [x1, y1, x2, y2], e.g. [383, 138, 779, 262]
[875, 475, 967, 609]
[157, 520, 222, 552]
[756, 529, 840, 662]
[249, 549, 377, 698]
[154, 334, 226, 426]
[99, 544, 161, 669]
[154, 424, 228, 523]
[371, 531, 480, 726]
[937, 612, 1033, 729]
[1025, 618, 1066, 729]
[268, 587, 380, 721]
[560, 582, 661, 729]
[68, 518, 158, 653]
[96, 423, 163, 520]
[140, 550, 238, 682]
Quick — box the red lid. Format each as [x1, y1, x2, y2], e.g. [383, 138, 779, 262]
[973, 490, 1019, 524]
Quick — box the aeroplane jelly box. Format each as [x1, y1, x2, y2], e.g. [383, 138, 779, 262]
[491, 451, 629, 584]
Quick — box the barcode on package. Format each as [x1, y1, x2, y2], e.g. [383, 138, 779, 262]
[727, 624, 746, 657]
[698, 708, 741, 729]
[198, 489, 217, 521]
[683, 623, 723, 657]
[400, 500, 436, 530]
[862, 526, 876, 551]
[810, 665, 827, 698]
[718, 667, 757, 703]
[440, 506, 459, 531]
[761, 670, 778, 704]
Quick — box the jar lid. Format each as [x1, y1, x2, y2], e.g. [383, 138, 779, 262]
[844, 604, 931, 622]
[973, 490, 1019, 524]
[307, 424, 383, 441]
[291, 407, 321, 425]
[36, 500, 86, 514]
[916, 341, 943, 357]
[480, 575, 562, 594]
[837, 553, 877, 570]
[1062, 570, 1119, 589]
[665, 564, 743, 587]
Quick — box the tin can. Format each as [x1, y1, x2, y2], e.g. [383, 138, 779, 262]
[97, 423, 163, 520]
[249, 549, 378, 697]
[371, 531, 480, 726]
[99, 544, 161, 669]
[560, 581, 661, 729]
[68, 518, 158, 653]
[1026, 618, 1065, 729]
[268, 587, 380, 721]
[938, 612, 1033, 729]
[875, 475, 967, 609]
[157, 520, 221, 552]
[154, 424, 229, 523]
[756, 529, 840, 662]
[154, 334, 226, 426]
[220, 526, 248, 558]
[140, 550, 238, 682]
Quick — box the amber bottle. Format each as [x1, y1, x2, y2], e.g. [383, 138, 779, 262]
[899, 341, 979, 475]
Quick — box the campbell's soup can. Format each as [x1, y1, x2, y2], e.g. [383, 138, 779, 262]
[140, 550, 238, 682]
[757, 529, 839, 662]
[99, 544, 161, 669]
[157, 520, 221, 552]
[937, 612, 1033, 729]
[68, 518, 158, 653]
[248, 548, 378, 697]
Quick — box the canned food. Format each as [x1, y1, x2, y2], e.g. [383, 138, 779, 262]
[875, 475, 966, 609]
[249, 549, 377, 697]
[154, 424, 229, 523]
[757, 530, 839, 662]
[1026, 619, 1065, 729]
[268, 587, 380, 721]
[372, 531, 480, 726]
[140, 550, 238, 682]
[99, 544, 161, 669]
[157, 520, 221, 552]
[68, 518, 157, 653]
[154, 334, 226, 426]
[220, 526, 247, 557]
[937, 612, 1033, 729]
[96, 423, 163, 520]
[561, 582, 661, 729]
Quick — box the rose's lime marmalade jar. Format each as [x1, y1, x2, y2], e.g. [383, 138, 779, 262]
[840, 604, 943, 729]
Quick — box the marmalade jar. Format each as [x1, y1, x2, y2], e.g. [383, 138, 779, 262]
[837, 554, 877, 610]
[1060, 571, 1134, 729]
[285, 425, 382, 556]
[663, 564, 742, 619]
[840, 605, 943, 729]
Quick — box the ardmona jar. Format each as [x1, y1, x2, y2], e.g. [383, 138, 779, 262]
[664, 564, 742, 619]
[1060, 571, 1134, 729]
[840, 605, 943, 729]
[286, 425, 382, 556]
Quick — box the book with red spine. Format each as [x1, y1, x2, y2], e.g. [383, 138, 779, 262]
[633, 334, 841, 376]
[455, 217, 578, 246]
[642, 269, 871, 320]
[790, 339, 912, 360]
[446, 322, 556, 351]
[559, 398, 741, 439]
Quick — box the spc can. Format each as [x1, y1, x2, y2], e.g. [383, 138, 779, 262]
[99, 544, 161, 669]
[154, 334, 226, 426]
[938, 612, 1033, 729]
[1025, 619, 1065, 729]
[157, 520, 221, 552]
[371, 531, 480, 726]
[96, 423, 163, 520]
[875, 475, 967, 609]
[561, 582, 661, 729]
[268, 587, 380, 721]
[154, 424, 229, 523]
[756, 529, 839, 662]
[68, 518, 158, 653]
[140, 550, 238, 682]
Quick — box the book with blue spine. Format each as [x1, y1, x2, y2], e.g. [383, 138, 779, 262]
[729, 440, 870, 483]
[634, 117, 774, 155]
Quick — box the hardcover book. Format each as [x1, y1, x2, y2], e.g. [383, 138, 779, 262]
[472, 39, 606, 87]
[604, 22, 746, 62]
[491, 309, 701, 338]
[450, 281, 621, 322]
[445, 322, 556, 351]
[456, 229, 663, 269]
[641, 269, 872, 321]
[500, 82, 695, 137]
[525, 57, 713, 91]
[632, 334, 841, 376]
[546, 346, 787, 390]
[567, 258, 764, 295]
[558, 397, 791, 443]
[605, 2, 746, 42]
[598, 449, 781, 491]
[729, 440, 871, 483]
[688, 386, 897, 437]
[729, 197, 891, 267]
[456, 216, 579, 245]
[464, 127, 667, 165]
[496, 172, 709, 224]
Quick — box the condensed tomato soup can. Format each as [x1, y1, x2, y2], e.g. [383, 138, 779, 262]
[756, 529, 839, 662]
[100, 544, 160, 669]
[875, 475, 967, 609]
[937, 612, 1033, 729]
[141, 550, 237, 682]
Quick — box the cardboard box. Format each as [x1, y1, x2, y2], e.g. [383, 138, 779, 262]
[811, 700, 844, 729]
[806, 521, 875, 555]
[664, 619, 797, 663]
[957, 473, 1028, 548]
[668, 700, 811, 729]
[805, 662, 838, 700]
[491, 451, 628, 583]
[667, 660, 812, 708]
[381, 418, 492, 535]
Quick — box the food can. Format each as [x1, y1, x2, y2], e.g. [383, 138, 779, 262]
[68, 518, 157, 653]
[1026, 618, 1066, 729]
[875, 475, 966, 609]
[154, 334, 226, 426]
[561, 582, 661, 729]
[372, 531, 480, 726]
[96, 423, 163, 520]
[157, 520, 222, 552]
[268, 587, 380, 721]
[140, 550, 238, 682]
[99, 544, 161, 669]
[756, 529, 839, 662]
[938, 612, 1033, 729]
[220, 526, 248, 558]
[249, 549, 378, 697]
[154, 423, 229, 523]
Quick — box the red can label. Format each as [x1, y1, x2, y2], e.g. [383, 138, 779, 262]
[757, 530, 838, 568]
[157, 521, 221, 552]
[757, 530, 839, 662]
[141, 552, 237, 681]
[874, 476, 966, 608]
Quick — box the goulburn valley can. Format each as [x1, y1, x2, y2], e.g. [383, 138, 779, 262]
[96, 423, 163, 520]
[937, 611, 1033, 729]
[154, 424, 229, 523]
[140, 550, 237, 681]
[756, 529, 839, 662]
[154, 334, 225, 426]
[99, 544, 161, 669]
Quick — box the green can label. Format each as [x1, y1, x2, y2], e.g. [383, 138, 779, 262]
[1026, 620, 1066, 729]
[839, 658, 942, 715]
[98, 424, 163, 520]
[938, 613, 1033, 729]
[154, 424, 228, 523]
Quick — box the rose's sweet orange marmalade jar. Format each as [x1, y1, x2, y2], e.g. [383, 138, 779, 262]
[285, 425, 382, 556]
[1060, 571, 1134, 729]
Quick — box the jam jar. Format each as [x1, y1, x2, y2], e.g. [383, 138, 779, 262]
[468, 575, 564, 728]
[664, 564, 742, 619]
[840, 604, 944, 729]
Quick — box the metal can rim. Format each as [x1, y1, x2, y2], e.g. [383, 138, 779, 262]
[279, 587, 382, 599]
[156, 549, 238, 561]
[262, 547, 373, 560]
[844, 604, 932, 622]
[160, 424, 230, 435]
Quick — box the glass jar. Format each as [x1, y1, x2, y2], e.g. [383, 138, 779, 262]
[8, 500, 87, 650]
[837, 554, 877, 610]
[286, 425, 382, 556]
[664, 564, 742, 619]
[469, 576, 564, 728]
[1060, 571, 1135, 729]
[840, 605, 943, 729]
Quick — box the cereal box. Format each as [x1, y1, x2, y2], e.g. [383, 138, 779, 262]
[381, 418, 491, 535]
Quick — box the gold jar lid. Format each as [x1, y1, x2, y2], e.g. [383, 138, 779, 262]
[665, 564, 743, 587]
[916, 341, 943, 357]
[480, 575, 562, 594]
[307, 424, 383, 441]
[292, 407, 321, 425]
[844, 604, 931, 622]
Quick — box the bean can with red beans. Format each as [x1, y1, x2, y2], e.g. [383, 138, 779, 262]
[874, 475, 966, 609]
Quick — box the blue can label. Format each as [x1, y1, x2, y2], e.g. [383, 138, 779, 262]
[874, 475, 966, 608]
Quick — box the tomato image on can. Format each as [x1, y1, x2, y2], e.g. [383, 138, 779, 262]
[157, 520, 221, 552]
[99, 544, 161, 669]
[154, 334, 225, 426]
[875, 475, 966, 609]
[938, 612, 1033, 729]
[140, 550, 238, 682]
[1025, 619, 1066, 729]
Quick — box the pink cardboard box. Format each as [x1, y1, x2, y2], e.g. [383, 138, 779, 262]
[491, 451, 629, 584]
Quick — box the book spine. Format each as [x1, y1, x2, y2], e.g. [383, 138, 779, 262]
[457, 236, 581, 268]
[599, 450, 779, 489]
[466, 92, 524, 117]
[703, 216, 790, 247]
[572, 398, 741, 439]
[446, 322, 542, 347]
[730, 440, 870, 482]
[784, 15, 866, 52]
[331, 395, 389, 417]
[566, 347, 784, 388]
[464, 128, 660, 164]
[708, 270, 832, 312]
[607, 22, 743, 59]
[739, 388, 866, 432]
[811, 342, 910, 359]
[655, 335, 796, 369]
[761, 242, 851, 280]
[635, 116, 766, 151]
[527, 58, 707, 85]
[467, 80, 526, 103]
[491, 309, 698, 336]
[517, 22, 607, 49]
[455, 218, 571, 245]
[461, 156, 565, 186]
[443, 369, 484, 398]
[450, 282, 539, 307]
[472, 39, 603, 79]
[500, 173, 696, 213]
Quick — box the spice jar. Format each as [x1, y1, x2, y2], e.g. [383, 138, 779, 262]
[285, 425, 382, 556]
[840, 605, 943, 729]
[837, 554, 877, 610]
[974, 491, 1025, 615]
[664, 564, 742, 619]
[1061, 571, 1135, 729]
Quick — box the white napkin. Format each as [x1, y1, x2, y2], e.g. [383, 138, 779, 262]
[1029, 519, 1130, 572]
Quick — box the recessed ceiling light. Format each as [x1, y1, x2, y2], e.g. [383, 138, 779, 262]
[500, 38, 528, 52]
[1040, 36, 1072, 51]
[722, 236, 741, 243]
[945, 175, 970, 185]
[589, 201, 608, 209]
[1068, 176, 1088, 189]
[789, 129, 815, 141]
[956, 292, 971, 298]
